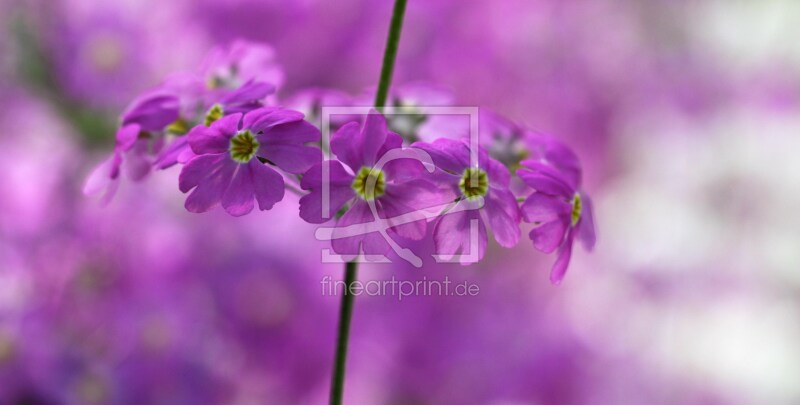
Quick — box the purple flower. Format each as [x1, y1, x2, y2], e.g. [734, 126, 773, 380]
[518, 160, 596, 284]
[299, 111, 442, 258]
[522, 131, 583, 190]
[153, 135, 194, 170]
[84, 71, 278, 204]
[199, 39, 285, 91]
[283, 87, 357, 131]
[158, 75, 276, 131]
[179, 107, 321, 216]
[212, 79, 275, 115]
[83, 88, 183, 202]
[43, 1, 207, 109]
[412, 138, 521, 263]
[357, 82, 465, 144]
[121, 88, 181, 131]
[475, 109, 527, 167]
[97, 40, 285, 179]
[47, 8, 152, 109]
[153, 79, 276, 169]
[83, 123, 146, 204]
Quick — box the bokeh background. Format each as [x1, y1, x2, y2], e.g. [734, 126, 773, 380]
[1, 0, 799, 404]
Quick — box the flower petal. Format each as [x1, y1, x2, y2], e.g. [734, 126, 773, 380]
[299, 185, 354, 224]
[116, 124, 141, 151]
[83, 153, 122, 204]
[330, 122, 363, 171]
[220, 80, 275, 106]
[243, 107, 304, 132]
[528, 217, 569, 254]
[258, 118, 320, 144]
[520, 193, 571, 223]
[177, 145, 197, 164]
[221, 164, 256, 216]
[212, 112, 243, 135]
[188, 113, 242, 155]
[123, 141, 152, 181]
[250, 160, 285, 211]
[179, 154, 226, 193]
[517, 170, 573, 198]
[259, 143, 322, 174]
[331, 201, 391, 257]
[154, 136, 189, 170]
[550, 232, 574, 285]
[256, 119, 321, 174]
[183, 158, 236, 213]
[379, 195, 427, 241]
[300, 161, 354, 190]
[380, 149, 432, 184]
[377, 131, 403, 157]
[577, 194, 596, 251]
[122, 90, 180, 132]
[484, 188, 520, 248]
[485, 153, 511, 188]
[432, 202, 487, 264]
[384, 178, 454, 213]
[524, 131, 582, 189]
[411, 138, 471, 174]
[360, 110, 389, 167]
[518, 160, 575, 197]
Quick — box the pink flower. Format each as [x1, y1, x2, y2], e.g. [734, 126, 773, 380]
[518, 160, 596, 284]
[179, 107, 321, 216]
[412, 138, 521, 264]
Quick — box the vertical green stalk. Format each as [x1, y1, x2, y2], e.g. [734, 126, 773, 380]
[329, 1, 408, 404]
[329, 261, 358, 405]
[372, 0, 409, 112]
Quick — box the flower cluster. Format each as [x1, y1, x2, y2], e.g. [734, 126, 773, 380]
[86, 40, 595, 283]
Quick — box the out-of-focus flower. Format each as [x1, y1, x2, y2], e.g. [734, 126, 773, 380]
[83, 87, 183, 203]
[153, 79, 278, 170]
[180, 108, 321, 216]
[522, 131, 583, 188]
[283, 87, 356, 130]
[34, 0, 208, 109]
[82, 124, 140, 204]
[162, 39, 285, 129]
[413, 138, 521, 263]
[200, 39, 285, 91]
[49, 9, 153, 109]
[121, 89, 181, 132]
[371, 83, 463, 144]
[519, 160, 595, 284]
[83, 41, 282, 203]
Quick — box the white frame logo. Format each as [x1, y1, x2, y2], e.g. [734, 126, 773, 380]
[315, 106, 481, 267]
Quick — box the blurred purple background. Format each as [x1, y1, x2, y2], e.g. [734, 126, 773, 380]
[1, 0, 799, 404]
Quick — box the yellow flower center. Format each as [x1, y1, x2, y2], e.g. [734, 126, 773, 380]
[166, 117, 189, 135]
[204, 104, 224, 126]
[352, 167, 386, 201]
[571, 193, 582, 226]
[230, 130, 259, 163]
[459, 168, 489, 199]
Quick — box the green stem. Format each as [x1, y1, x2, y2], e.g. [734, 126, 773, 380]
[372, 0, 409, 112]
[329, 1, 408, 404]
[329, 262, 358, 405]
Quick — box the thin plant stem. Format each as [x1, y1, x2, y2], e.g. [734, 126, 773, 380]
[372, 0, 408, 112]
[329, 1, 408, 404]
[329, 261, 358, 405]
